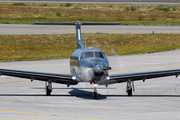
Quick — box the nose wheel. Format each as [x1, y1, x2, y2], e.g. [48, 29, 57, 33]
[93, 83, 98, 99]
[93, 90, 97, 99]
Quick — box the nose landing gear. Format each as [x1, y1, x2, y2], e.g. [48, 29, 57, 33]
[93, 83, 98, 99]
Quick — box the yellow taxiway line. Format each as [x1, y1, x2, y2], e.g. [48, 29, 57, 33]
[109, 65, 180, 74]
[0, 80, 29, 85]
[0, 109, 109, 120]
[0, 65, 180, 119]
[0, 118, 37, 120]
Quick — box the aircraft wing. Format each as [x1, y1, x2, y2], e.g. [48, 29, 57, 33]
[99, 69, 180, 85]
[0, 69, 78, 85]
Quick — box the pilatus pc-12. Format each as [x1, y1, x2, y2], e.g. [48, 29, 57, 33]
[1, 21, 180, 99]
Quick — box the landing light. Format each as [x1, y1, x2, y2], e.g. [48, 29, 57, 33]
[94, 84, 98, 88]
[72, 76, 76, 80]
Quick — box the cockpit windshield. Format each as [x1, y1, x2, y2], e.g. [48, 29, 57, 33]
[81, 51, 105, 60]
[85, 52, 94, 58]
[95, 52, 104, 58]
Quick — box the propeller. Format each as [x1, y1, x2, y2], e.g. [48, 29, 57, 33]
[93, 64, 103, 74]
[98, 48, 127, 94]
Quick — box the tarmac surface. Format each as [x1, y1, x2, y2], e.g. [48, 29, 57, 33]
[0, 24, 180, 34]
[1, 49, 180, 120]
[0, 0, 180, 119]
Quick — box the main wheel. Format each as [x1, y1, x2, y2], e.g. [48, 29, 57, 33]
[46, 86, 51, 96]
[127, 88, 132, 96]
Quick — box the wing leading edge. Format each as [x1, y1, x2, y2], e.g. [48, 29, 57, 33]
[0, 69, 78, 85]
[99, 69, 180, 85]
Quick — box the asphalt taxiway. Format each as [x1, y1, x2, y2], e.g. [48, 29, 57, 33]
[0, 24, 180, 34]
[0, 0, 180, 119]
[1, 50, 180, 120]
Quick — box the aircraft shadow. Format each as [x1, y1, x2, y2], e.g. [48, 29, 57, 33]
[0, 88, 107, 100]
[68, 88, 107, 100]
[31, 87, 115, 90]
[104, 95, 180, 97]
[0, 94, 179, 98]
[0, 87, 180, 100]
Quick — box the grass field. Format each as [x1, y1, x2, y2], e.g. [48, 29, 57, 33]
[0, 3, 179, 61]
[0, 3, 180, 25]
[0, 34, 180, 61]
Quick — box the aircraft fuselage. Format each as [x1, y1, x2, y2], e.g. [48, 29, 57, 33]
[70, 48, 109, 84]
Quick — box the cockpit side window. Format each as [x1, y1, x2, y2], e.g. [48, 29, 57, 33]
[80, 54, 83, 60]
[85, 52, 94, 58]
[95, 52, 104, 58]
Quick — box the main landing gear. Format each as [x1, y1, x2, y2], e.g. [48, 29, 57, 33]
[126, 80, 135, 96]
[93, 83, 98, 99]
[45, 80, 52, 96]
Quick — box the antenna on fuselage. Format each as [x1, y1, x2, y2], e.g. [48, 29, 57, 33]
[85, 39, 86, 48]
[32, 21, 121, 49]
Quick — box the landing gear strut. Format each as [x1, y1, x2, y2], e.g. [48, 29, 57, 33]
[46, 80, 52, 96]
[126, 80, 134, 96]
[93, 83, 98, 99]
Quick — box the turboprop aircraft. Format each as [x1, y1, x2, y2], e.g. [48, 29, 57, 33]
[1, 21, 180, 99]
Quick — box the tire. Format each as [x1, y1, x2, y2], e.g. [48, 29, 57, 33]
[127, 88, 132, 96]
[46, 86, 51, 96]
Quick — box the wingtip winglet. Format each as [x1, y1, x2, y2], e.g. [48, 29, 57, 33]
[32, 22, 38, 25]
[117, 22, 122, 25]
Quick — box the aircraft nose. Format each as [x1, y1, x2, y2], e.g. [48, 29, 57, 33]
[93, 64, 103, 74]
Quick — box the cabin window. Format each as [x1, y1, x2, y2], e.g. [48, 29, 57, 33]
[95, 52, 104, 58]
[84, 52, 94, 58]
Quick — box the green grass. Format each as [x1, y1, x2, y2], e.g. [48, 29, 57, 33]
[0, 3, 180, 25]
[0, 34, 180, 61]
[12, 3, 27, 6]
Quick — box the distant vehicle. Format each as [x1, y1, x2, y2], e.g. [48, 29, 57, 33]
[1, 21, 180, 99]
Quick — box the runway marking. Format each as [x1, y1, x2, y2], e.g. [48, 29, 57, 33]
[53, 115, 109, 120]
[0, 80, 29, 85]
[110, 65, 180, 74]
[0, 77, 16, 79]
[0, 109, 51, 116]
[0, 109, 109, 120]
[0, 118, 37, 120]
